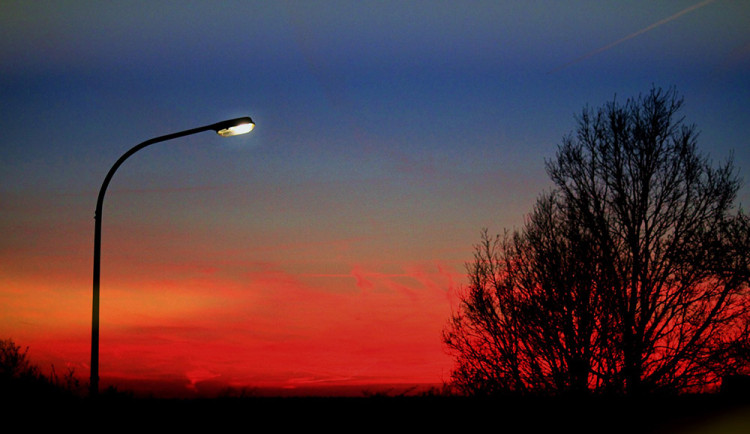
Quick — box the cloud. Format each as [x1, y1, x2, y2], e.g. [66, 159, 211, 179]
[350, 265, 375, 292]
[185, 368, 221, 391]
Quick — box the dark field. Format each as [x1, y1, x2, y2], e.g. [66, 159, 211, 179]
[13, 393, 750, 433]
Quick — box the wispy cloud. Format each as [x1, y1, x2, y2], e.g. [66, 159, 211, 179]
[550, 0, 719, 73]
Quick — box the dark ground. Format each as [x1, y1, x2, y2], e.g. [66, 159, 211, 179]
[10, 393, 750, 433]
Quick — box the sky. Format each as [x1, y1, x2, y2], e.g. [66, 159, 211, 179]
[1, 1, 748, 397]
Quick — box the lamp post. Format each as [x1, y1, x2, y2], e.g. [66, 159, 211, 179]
[90, 117, 255, 397]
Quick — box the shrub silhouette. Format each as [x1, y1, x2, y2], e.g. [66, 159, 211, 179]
[0, 338, 80, 399]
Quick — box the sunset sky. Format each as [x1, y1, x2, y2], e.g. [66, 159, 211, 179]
[1, 1, 748, 397]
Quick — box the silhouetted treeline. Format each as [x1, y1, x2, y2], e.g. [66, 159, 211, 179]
[4, 337, 749, 432]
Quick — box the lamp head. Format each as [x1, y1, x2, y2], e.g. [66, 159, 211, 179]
[214, 117, 255, 137]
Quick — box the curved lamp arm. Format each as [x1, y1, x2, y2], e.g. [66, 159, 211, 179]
[90, 116, 254, 397]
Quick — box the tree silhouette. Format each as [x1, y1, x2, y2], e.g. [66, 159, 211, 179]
[443, 87, 750, 396]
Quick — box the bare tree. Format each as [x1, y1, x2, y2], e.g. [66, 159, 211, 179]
[444, 87, 750, 396]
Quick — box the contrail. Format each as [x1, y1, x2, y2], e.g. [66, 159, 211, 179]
[549, 0, 719, 73]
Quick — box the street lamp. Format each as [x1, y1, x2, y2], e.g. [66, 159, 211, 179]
[90, 117, 255, 397]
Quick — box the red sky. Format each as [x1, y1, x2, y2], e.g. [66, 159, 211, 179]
[1, 187, 468, 396]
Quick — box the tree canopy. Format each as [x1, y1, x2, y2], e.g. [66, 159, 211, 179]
[443, 87, 750, 396]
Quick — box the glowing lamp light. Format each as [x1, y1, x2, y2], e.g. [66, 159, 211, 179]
[215, 117, 255, 137]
